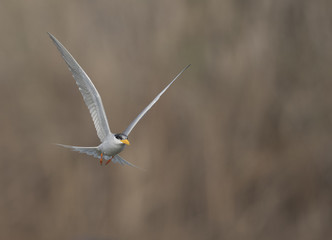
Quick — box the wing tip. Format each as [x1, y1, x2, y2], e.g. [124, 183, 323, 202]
[185, 64, 191, 70]
[47, 32, 61, 48]
[47, 32, 55, 40]
[177, 64, 191, 77]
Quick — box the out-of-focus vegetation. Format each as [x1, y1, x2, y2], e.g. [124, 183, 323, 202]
[1, 0, 332, 239]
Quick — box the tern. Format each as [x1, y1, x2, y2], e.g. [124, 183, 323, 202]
[48, 33, 190, 168]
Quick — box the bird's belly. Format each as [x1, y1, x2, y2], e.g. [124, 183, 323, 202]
[101, 144, 125, 156]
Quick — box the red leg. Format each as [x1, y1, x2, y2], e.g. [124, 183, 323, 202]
[100, 153, 103, 165]
[105, 156, 113, 165]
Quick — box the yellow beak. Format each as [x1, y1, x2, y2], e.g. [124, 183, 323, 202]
[120, 139, 130, 145]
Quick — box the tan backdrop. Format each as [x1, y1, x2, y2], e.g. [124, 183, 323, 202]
[0, 1, 332, 239]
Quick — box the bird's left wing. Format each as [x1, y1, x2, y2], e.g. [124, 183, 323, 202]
[122, 64, 190, 136]
[48, 33, 112, 142]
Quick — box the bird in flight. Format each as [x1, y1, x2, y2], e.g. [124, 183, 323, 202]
[48, 33, 190, 168]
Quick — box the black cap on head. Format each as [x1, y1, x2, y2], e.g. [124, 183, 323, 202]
[115, 133, 128, 140]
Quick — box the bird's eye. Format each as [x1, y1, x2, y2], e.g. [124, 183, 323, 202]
[115, 133, 127, 140]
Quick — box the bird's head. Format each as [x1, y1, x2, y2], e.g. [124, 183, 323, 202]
[114, 133, 130, 145]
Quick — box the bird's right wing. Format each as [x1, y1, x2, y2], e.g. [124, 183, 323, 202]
[122, 64, 190, 136]
[48, 33, 112, 142]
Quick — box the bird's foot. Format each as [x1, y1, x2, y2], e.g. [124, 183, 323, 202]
[105, 156, 113, 165]
[100, 153, 103, 165]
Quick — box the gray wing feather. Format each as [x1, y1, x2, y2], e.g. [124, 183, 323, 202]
[123, 64, 190, 136]
[48, 33, 112, 142]
[113, 155, 144, 170]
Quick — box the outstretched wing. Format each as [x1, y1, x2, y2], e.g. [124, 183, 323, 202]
[48, 33, 112, 142]
[122, 64, 190, 136]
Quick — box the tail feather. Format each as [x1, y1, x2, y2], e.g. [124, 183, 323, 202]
[113, 155, 144, 170]
[56, 144, 100, 158]
[56, 144, 143, 170]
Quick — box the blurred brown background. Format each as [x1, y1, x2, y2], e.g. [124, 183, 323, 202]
[1, 0, 332, 239]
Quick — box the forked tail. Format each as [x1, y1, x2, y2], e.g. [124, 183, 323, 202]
[56, 144, 143, 169]
[56, 144, 100, 158]
[113, 155, 144, 170]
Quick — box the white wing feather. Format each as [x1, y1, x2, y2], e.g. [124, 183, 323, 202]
[123, 64, 190, 136]
[48, 33, 112, 142]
